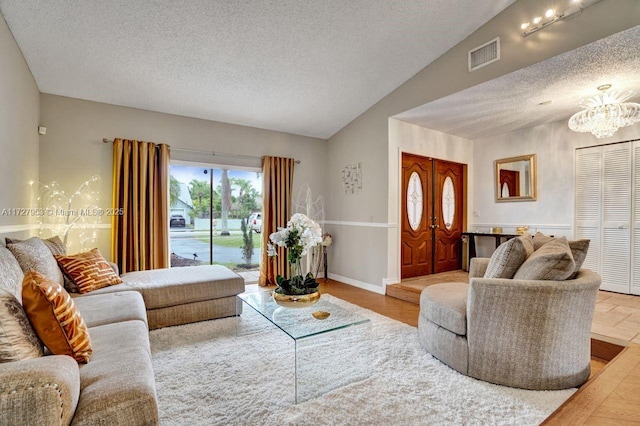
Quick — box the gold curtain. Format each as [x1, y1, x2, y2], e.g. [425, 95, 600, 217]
[259, 156, 295, 286]
[111, 138, 170, 273]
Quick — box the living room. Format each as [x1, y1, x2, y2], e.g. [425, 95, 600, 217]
[1, 0, 640, 424]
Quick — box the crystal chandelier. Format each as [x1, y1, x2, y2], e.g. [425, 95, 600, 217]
[568, 84, 640, 138]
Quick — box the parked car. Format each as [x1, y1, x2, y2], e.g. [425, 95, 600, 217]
[170, 213, 186, 227]
[247, 212, 262, 233]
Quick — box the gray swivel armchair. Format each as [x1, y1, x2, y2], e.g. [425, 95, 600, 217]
[418, 257, 601, 390]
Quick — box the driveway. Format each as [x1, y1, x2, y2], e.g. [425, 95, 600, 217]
[169, 230, 261, 265]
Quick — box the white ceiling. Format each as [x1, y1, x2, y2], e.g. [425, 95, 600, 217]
[0, 0, 516, 139]
[395, 25, 640, 140]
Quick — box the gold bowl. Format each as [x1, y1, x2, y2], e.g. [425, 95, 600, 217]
[272, 291, 321, 308]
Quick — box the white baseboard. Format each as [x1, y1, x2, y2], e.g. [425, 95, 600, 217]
[327, 273, 386, 295]
[382, 277, 400, 286]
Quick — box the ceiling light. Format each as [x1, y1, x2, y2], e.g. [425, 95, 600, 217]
[568, 84, 640, 138]
[521, 0, 602, 37]
[521, 22, 530, 30]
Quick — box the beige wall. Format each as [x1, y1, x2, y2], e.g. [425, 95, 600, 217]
[39, 94, 326, 257]
[324, 0, 639, 290]
[0, 13, 40, 237]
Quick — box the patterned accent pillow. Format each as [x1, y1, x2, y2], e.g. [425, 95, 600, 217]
[6, 236, 80, 293]
[54, 248, 122, 294]
[21, 270, 92, 363]
[6, 237, 64, 286]
[514, 237, 576, 280]
[0, 290, 43, 363]
[483, 235, 534, 279]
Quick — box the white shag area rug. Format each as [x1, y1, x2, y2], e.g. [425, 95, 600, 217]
[150, 294, 574, 425]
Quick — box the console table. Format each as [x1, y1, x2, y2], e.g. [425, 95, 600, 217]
[462, 231, 520, 259]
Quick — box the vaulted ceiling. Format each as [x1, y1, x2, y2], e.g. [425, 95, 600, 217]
[0, 0, 516, 139]
[395, 25, 640, 140]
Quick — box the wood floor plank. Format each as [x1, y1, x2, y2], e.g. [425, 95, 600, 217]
[542, 345, 640, 425]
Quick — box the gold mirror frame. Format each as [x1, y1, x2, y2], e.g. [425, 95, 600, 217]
[494, 154, 537, 202]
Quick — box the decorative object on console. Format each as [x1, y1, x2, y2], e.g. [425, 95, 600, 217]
[515, 225, 530, 235]
[267, 213, 323, 307]
[568, 84, 640, 138]
[342, 162, 362, 194]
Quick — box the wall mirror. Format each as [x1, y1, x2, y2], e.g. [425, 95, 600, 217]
[494, 154, 537, 202]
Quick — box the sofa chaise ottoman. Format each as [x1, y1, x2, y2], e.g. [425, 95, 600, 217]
[77, 264, 245, 329]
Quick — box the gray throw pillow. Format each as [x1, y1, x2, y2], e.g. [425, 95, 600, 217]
[514, 237, 576, 280]
[568, 239, 590, 279]
[532, 232, 590, 278]
[0, 290, 44, 363]
[0, 247, 25, 303]
[484, 235, 534, 279]
[6, 237, 64, 286]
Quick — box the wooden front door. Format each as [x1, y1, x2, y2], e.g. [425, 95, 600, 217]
[401, 153, 465, 279]
[401, 153, 432, 278]
[434, 160, 464, 273]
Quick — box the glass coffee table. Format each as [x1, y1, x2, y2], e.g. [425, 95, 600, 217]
[237, 291, 372, 403]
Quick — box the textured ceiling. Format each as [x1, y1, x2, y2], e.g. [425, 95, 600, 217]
[0, 0, 516, 139]
[395, 25, 640, 140]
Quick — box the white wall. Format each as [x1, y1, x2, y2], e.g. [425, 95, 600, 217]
[39, 94, 326, 257]
[0, 12, 40, 238]
[472, 119, 640, 256]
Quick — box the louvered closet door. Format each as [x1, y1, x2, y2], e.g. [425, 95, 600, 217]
[632, 141, 640, 295]
[601, 144, 632, 293]
[575, 147, 602, 273]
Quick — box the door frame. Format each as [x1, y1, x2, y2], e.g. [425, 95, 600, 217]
[397, 151, 468, 280]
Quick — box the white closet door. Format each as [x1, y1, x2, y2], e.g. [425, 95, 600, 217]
[601, 144, 631, 293]
[575, 147, 602, 274]
[632, 141, 640, 295]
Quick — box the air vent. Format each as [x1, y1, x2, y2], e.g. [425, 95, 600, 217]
[468, 37, 500, 72]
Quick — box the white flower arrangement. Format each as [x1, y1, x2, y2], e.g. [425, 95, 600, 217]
[267, 213, 323, 294]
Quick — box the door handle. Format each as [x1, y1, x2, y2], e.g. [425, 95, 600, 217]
[430, 224, 440, 229]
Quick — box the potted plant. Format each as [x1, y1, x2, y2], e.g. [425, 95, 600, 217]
[267, 213, 323, 307]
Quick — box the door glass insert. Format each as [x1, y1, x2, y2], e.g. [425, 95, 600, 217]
[407, 172, 423, 231]
[442, 176, 455, 230]
[501, 182, 510, 198]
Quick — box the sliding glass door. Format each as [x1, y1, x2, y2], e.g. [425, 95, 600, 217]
[169, 163, 262, 272]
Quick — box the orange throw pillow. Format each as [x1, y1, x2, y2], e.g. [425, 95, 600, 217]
[54, 248, 122, 294]
[22, 270, 92, 363]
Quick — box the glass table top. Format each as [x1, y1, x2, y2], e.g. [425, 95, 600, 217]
[237, 292, 371, 340]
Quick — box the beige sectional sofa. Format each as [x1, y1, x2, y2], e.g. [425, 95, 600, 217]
[0, 239, 245, 425]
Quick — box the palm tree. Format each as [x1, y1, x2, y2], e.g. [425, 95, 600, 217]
[189, 179, 210, 218]
[170, 176, 181, 207]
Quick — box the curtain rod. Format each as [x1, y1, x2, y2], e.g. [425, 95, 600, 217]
[102, 138, 300, 164]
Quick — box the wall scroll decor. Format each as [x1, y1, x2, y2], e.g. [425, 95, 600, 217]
[342, 163, 362, 194]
